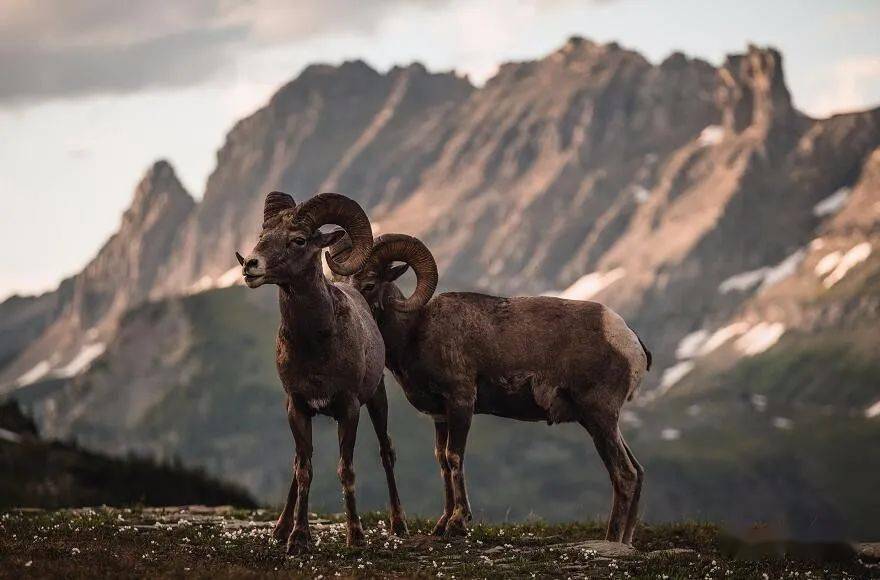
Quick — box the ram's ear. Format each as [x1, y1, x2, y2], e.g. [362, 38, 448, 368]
[387, 264, 409, 282]
[314, 228, 346, 248]
[263, 191, 295, 226]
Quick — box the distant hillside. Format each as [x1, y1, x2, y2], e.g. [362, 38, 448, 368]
[10, 286, 878, 539]
[0, 400, 255, 509]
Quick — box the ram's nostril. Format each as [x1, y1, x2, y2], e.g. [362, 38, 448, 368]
[245, 258, 260, 270]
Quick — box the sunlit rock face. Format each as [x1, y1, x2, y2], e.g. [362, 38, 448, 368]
[3, 39, 880, 398]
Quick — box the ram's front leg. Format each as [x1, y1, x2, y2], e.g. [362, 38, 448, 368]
[337, 401, 365, 547]
[287, 404, 313, 555]
[273, 396, 298, 542]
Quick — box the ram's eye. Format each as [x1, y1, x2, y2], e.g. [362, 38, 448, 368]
[362, 282, 376, 292]
[291, 236, 307, 247]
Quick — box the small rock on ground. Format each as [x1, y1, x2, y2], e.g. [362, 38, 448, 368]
[855, 543, 880, 561]
[564, 540, 638, 558]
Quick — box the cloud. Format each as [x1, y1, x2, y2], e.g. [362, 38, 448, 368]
[0, 0, 443, 104]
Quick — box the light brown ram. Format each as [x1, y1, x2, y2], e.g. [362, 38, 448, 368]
[338, 233, 650, 545]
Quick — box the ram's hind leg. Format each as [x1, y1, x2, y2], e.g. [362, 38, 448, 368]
[621, 436, 644, 545]
[443, 403, 474, 537]
[430, 420, 455, 536]
[366, 379, 408, 536]
[580, 413, 639, 544]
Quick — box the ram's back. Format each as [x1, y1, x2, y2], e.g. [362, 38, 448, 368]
[418, 293, 648, 414]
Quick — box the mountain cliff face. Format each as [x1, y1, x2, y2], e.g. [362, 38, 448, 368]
[152, 62, 473, 296]
[3, 37, 879, 534]
[0, 160, 194, 388]
[3, 39, 879, 397]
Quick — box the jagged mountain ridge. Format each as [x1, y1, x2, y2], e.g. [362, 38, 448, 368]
[2, 37, 879, 534]
[0, 161, 194, 386]
[2, 37, 879, 397]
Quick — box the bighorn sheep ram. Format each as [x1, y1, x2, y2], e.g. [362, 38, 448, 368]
[236, 192, 408, 554]
[338, 233, 651, 545]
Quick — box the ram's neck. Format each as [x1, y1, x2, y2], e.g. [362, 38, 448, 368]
[378, 302, 419, 371]
[278, 260, 336, 341]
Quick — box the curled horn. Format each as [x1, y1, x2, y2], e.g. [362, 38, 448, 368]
[293, 193, 374, 276]
[327, 233, 353, 264]
[263, 191, 296, 227]
[369, 234, 438, 312]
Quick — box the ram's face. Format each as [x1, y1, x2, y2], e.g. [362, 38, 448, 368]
[353, 264, 409, 313]
[238, 209, 345, 288]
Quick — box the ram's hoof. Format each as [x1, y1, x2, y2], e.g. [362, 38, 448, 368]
[430, 514, 450, 537]
[347, 525, 366, 547]
[443, 515, 468, 537]
[286, 529, 311, 555]
[391, 517, 409, 537]
[272, 519, 291, 542]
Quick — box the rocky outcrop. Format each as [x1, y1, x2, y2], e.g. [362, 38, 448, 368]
[0, 161, 194, 388]
[152, 62, 473, 296]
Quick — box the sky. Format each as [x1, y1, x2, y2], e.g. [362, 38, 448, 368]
[1, 0, 879, 300]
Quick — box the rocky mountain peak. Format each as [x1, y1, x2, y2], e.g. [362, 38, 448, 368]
[717, 45, 795, 132]
[124, 160, 193, 226]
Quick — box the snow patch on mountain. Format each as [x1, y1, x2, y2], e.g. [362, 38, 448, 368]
[719, 267, 768, 293]
[632, 186, 651, 204]
[216, 266, 244, 288]
[676, 329, 710, 359]
[558, 268, 626, 300]
[697, 125, 725, 146]
[719, 249, 805, 294]
[813, 187, 851, 217]
[761, 249, 806, 288]
[734, 322, 785, 355]
[815, 251, 843, 276]
[56, 343, 106, 378]
[186, 266, 245, 294]
[822, 242, 872, 288]
[658, 361, 695, 394]
[701, 322, 750, 355]
[15, 360, 51, 387]
[866, 399, 880, 419]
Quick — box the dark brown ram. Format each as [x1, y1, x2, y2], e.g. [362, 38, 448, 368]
[339, 233, 651, 545]
[237, 193, 407, 554]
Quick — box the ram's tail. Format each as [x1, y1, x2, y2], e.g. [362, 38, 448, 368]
[636, 333, 652, 371]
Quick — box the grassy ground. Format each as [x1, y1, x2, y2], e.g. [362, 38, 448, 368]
[0, 507, 876, 578]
